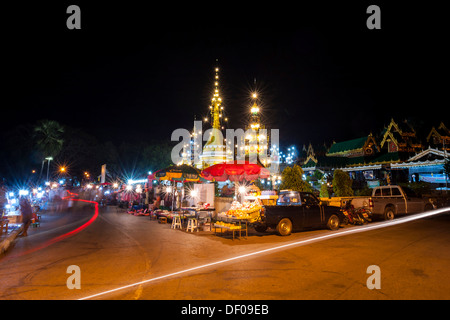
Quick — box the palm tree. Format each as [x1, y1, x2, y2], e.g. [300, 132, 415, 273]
[33, 119, 64, 181]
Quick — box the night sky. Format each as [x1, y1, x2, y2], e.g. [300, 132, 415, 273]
[3, 1, 446, 149]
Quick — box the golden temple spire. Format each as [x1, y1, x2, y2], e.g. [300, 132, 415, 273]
[250, 92, 261, 129]
[210, 63, 223, 130]
[199, 62, 232, 169]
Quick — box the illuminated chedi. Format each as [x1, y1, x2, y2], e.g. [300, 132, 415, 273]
[183, 67, 276, 171]
[197, 66, 233, 169]
[244, 93, 271, 166]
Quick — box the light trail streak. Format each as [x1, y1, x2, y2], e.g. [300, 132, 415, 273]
[78, 207, 450, 300]
[3, 192, 98, 261]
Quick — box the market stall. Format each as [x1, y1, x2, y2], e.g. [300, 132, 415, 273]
[202, 160, 271, 200]
[217, 198, 263, 223]
[116, 185, 140, 209]
[202, 161, 272, 239]
[213, 200, 256, 239]
[147, 164, 215, 230]
[201, 161, 271, 183]
[151, 164, 205, 211]
[2, 192, 22, 224]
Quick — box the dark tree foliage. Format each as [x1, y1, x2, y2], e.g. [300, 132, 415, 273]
[0, 119, 174, 187]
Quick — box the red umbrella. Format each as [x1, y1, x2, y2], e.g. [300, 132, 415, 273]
[201, 161, 271, 182]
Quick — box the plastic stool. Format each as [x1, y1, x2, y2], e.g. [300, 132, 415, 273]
[171, 215, 182, 229]
[31, 216, 40, 227]
[159, 217, 167, 224]
[186, 218, 198, 232]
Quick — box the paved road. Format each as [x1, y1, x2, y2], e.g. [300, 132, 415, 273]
[1, 202, 449, 300]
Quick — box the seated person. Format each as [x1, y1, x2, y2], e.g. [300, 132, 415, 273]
[221, 183, 233, 196]
[150, 195, 161, 210]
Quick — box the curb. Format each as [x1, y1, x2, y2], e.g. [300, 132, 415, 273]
[0, 224, 24, 255]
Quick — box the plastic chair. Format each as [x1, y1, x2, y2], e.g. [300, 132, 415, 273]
[200, 217, 211, 231]
[197, 211, 211, 231]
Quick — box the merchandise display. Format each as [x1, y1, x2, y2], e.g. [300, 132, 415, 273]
[213, 221, 242, 230]
[220, 198, 262, 222]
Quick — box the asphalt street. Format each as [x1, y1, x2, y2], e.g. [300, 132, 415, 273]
[1, 202, 449, 300]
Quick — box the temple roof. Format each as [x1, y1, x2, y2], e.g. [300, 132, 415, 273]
[327, 136, 368, 156]
[302, 151, 410, 170]
[427, 122, 450, 141]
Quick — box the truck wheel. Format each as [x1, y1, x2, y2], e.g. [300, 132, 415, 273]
[384, 206, 395, 220]
[276, 218, 292, 236]
[327, 214, 340, 230]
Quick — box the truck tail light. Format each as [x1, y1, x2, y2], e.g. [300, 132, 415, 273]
[369, 198, 374, 208]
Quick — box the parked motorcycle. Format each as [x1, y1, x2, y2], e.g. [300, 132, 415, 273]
[341, 199, 372, 225]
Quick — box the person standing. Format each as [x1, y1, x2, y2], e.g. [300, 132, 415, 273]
[19, 196, 33, 236]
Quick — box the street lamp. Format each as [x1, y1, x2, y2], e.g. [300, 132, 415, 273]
[45, 157, 53, 183]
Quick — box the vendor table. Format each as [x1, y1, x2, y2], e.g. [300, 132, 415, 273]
[213, 220, 248, 240]
[4, 213, 22, 224]
[181, 207, 215, 214]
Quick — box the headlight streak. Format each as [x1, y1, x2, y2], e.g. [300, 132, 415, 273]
[2, 192, 99, 261]
[78, 207, 450, 300]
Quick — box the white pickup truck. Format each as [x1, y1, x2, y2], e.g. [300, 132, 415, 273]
[370, 185, 434, 220]
[320, 185, 435, 220]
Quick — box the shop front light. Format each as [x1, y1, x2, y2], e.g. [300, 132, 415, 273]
[190, 190, 198, 198]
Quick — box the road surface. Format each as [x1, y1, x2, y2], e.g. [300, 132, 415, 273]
[1, 201, 449, 300]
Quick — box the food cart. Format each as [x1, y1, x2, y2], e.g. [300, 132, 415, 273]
[244, 190, 278, 206]
[214, 190, 279, 239]
[214, 199, 261, 239]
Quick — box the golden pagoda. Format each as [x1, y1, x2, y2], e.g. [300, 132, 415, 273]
[244, 92, 268, 164]
[198, 65, 233, 169]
